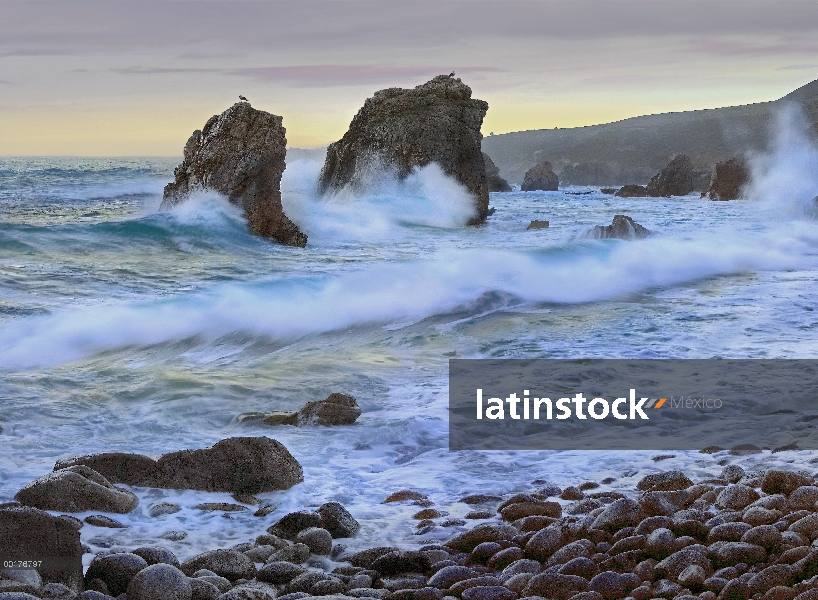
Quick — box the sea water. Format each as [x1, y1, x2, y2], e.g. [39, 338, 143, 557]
[2, 110, 818, 563]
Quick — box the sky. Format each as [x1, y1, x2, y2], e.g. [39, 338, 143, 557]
[1, 0, 818, 156]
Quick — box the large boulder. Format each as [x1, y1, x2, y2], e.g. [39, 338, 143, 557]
[58, 438, 303, 494]
[585, 215, 650, 240]
[614, 184, 647, 198]
[318, 74, 490, 224]
[54, 453, 157, 487]
[161, 102, 306, 247]
[646, 155, 694, 197]
[14, 466, 138, 514]
[296, 393, 361, 426]
[521, 161, 558, 192]
[483, 153, 511, 192]
[704, 157, 749, 200]
[153, 437, 303, 493]
[0, 507, 84, 592]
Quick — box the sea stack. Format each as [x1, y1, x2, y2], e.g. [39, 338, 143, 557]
[317, 75, 490, 224]
[646, 154, 695, 197]
[704, 157, 749, 200]
[484, 153, 512, 192]
[161, 102, 307, 247]
[521, 160, 559, 191]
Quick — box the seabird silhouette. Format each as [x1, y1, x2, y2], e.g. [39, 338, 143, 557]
[239, 95, 248, 102]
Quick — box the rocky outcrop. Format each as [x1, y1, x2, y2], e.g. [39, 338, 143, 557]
[52, 437, 303, 494]
[646, 155, 694, 197]
[521, 161, 559, 192]
[615, 185, 648, 198]
[483, 153, 511, 192]
[235, 393, 362, 428]
[296, 393, 361, 426]
[161, 102, 306, 247]
[15, 465, 139, 513]
[586, 215, 651, 240]
[318, 75, 490, 224]
[54, 452, 157, 487]
[0, 506, 84, 592]
[704, 157, 749, 200]
[527, 220, 549, 230]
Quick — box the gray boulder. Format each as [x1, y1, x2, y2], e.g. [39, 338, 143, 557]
[180, 550, 256, 582]
[153, 437, 303, 494]
[15, 466, 138, 514]
[614, 184, 647, 198]
[295, 527, 332, 555]
[646, 155, 694, 197]
[126, 564, 191, 600]
[0, 507, 83, 592]
[161, 102, 306, 247]
[54, 453, 157, 487]
[316, 501, 360, 538]
[521, 161, 558, 192]
[318, 75, 490, 224]
[131, 546, 181, 568]
[84, 553, 148, 597]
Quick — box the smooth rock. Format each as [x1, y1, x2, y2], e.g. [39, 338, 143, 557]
[84, 553, 148, 597]
[15, 466, 138, 514]
[256, 563, 306, 586]
[180, 551, 256, 581]
[267, 511, 324, 540]
[54, 453, 157, 487]
[126, 564, 191, 600]
[132, 546, 181, 568]
[761, 470, 813, 496]
[295, 527, 333, 555]
[614, 185, 647, 198]
[445, 523, 519, 553]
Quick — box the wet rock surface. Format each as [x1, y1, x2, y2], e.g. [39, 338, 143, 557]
[161, 102, 306, 246]
[646, 154, 695, 197]
[318, 75, 490, 224]
[585, 215, 651, 240]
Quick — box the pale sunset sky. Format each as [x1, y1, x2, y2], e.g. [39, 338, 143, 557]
[1, 0, 817, 155]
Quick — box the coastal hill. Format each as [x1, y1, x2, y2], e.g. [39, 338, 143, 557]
[482, 78, 818, 185]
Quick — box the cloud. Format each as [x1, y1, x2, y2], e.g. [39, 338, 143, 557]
[776, 64, 818, 71]
[112, 66, 220, 75]
[225, 65, 504, 87]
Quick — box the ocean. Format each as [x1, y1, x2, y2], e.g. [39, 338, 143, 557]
[2, 109, 818, 564]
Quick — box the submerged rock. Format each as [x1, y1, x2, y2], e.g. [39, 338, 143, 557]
[527, 220, 549, 230]
[318, 75, 490, 224]
[585, 215, 651, 240]
[484, 153, 511, 192]
[521, 161, 559, 192]
[296, 392, 361, 426]
[646, 155, 695, 197]
[704, 157, 749, 200]
[15, 466, 139, 514]
[161, 102, 306, 247]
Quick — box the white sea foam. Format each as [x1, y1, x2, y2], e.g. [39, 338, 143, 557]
[282, 160, 478, 242]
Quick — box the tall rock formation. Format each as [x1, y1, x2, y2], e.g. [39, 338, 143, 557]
[646, 155, 694, 197]
[521, 160, 559, 191]
[704, 157, 749, 201]
[483, 152, 512, 192]
[161, 102, 307, 247]
[317, 75, 490, 224]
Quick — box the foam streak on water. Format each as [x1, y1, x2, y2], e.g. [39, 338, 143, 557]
[2, 124, 818, 561]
